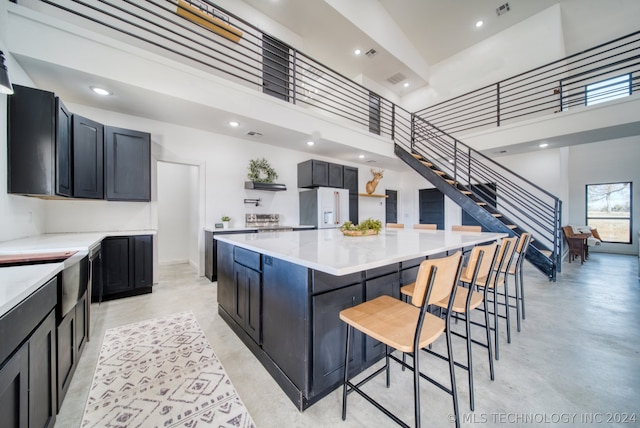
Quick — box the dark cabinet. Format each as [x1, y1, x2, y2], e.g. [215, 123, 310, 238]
[363, 271, 400, 363]
[311, 283, 363, 397]
[205, 230, 258, 282]
[72, 114, 104, 199]
[0, 276, 57, 428]
[105, 126, 151, 201]
[232, 248, 261, 344]
[298, 159, 346, 188]
[29, 310, 57, 428]
[343, 166, 359, 224]
[7, 85, 71, 197]
[328, 163, 343, 188]
[100, 235, 153, 301]
[0, 341, 28, 428]
[56, 304, 76, 410]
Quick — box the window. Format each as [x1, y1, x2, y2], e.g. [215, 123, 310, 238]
[585, 74, 631, 106]
[586, 182, 632, 243]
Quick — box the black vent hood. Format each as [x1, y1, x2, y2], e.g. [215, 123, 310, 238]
[244, 181, 287, 191]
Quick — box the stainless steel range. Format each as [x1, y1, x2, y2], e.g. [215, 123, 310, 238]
[245, 214, 293, 232]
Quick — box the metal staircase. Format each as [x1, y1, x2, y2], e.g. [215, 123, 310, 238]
[394, 116, 562, 280]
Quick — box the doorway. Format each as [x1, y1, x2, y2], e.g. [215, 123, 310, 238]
[385, 190, 398, 223]
[157, 161, 201, 272]
[418, 188, 445, 229]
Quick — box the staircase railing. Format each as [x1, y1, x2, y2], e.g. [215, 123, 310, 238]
[415, 30, 640, 135]
[394, 112, 562, 269]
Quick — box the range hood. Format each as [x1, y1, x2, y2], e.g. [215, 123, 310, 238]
[244, 181, 287, 191]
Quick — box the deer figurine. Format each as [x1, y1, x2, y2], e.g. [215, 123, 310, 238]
[365, 168, 384, 194]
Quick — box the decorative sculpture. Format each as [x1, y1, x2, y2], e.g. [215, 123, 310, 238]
[365, 168, 384, 194]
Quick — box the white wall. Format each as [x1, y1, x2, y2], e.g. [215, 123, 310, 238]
[157, 162, 192, 266]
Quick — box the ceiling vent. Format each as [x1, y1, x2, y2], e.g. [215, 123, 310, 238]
[246, 131, 263, 137]
[365, 48, 377, 58]
[496, 2, 510, 16]
[386, 72, 407, 85]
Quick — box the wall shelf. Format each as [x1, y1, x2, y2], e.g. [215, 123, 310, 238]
[358, 193, 388, 198]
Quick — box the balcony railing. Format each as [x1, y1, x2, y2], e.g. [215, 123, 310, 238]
[415, 30, 640, 135]
[26, 0, 395, 140]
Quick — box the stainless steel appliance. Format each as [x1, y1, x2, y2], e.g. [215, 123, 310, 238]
[299, 187, 349, 228]
[245, 213, 294, 232]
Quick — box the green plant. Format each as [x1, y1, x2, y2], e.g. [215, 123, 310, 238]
[221, 215, 231, 222]
[339, 218, 382, 232]
[247, 158, 278, 183]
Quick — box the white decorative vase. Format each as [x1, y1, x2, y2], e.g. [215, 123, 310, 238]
[222, 221, 230, 229]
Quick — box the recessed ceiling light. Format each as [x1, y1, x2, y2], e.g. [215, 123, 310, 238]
[475, 20, 484, 28]
[358, 154, 365, 159]
[307, 141, 315, 146]
[90, 86, 111, 96]
[539, 143, 549, 148]
[403, 82, 409, 88]
[229, 121, 239, 127]
[354, 49, 361, 55]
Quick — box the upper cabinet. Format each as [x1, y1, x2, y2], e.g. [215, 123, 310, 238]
[104, 126, 151, 201]
[72, 115, 104, 199]
[298, 159, 344, 188]
[7, 85, 71, 197]
[7, 85, 151, 202]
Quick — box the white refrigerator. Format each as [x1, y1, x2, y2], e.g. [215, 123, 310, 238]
[299, 187, 350, 228]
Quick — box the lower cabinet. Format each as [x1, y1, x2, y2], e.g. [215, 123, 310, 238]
[98, 235, 153, 301]
[56, 290, 88, 411]
[363, 271, 400, 364]
[0, 277, 57, 428]
[231, 248, 261, 344]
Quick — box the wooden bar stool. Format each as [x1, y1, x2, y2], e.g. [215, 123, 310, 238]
[340, 251, 463, 428]
[507, 233, 532, 331]
[386, 223, 405, 229]
[401, 243, 499, 411]
[413, 224, 437, 230]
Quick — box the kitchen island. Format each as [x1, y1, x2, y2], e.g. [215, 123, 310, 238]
[215, 228, 507, 410]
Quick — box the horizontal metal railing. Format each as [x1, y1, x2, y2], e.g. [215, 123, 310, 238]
[25, 0, 395, 139]
[395, 114, 562, 267]
[415, 30, 640, 135]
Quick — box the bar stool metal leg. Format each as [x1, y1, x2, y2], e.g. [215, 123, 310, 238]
[341, 324, 352, 421]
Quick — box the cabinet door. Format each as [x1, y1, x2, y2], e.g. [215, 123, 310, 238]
[55, 98, 72, 197]
[7, 85, 56, 196]
[132, 235, 153, 288]
[217, 241, 235, 312]
[311, 283, 363, 397]
[102, 237, 132, 294]
[105, 126, 151, 201]
[29, 310, 57, 428]
[298, 159, 328, 188]
[0, 342, 29, 428]
[56, 310, 76, 411]
[364, 273, 400, 363]
[233, 263, 261, 344]
[75, 292, 88, 358]
[328, 163, 343, 188]
[348, 194, 358, 225]
[72, 114, 104, 199]
[343, 166, 358, 194]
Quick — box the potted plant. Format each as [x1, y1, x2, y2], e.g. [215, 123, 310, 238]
[221, 215, 231, 229]
[339, 218, 382, 236]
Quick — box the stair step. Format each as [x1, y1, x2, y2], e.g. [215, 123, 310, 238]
[492, 213, 503, 217]
[476, 202, 487, 206]
[445, 179, 455, 185]
[540, 250, 553, 257]
[420, 160, 433, 167]
[412, 153, 423, 159]
[433, 170, 446, 176]
[507, 224, 517, 229]
[460, 190, 472, 195]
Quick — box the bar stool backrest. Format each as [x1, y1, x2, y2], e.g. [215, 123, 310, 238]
[412, 251, 463, 307]
[464, 242, 498, 280]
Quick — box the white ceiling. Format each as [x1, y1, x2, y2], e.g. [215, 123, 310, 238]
[14, 0, 630, 171]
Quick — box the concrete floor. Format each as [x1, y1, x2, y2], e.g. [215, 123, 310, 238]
[56, 253, 640, 427]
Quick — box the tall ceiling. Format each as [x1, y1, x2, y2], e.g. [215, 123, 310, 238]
[238, 0, 561, 97]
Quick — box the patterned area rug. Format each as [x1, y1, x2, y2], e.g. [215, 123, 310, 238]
[82, 312, 256, 428]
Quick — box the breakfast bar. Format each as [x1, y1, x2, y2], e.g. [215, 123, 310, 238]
[214, 228, 507, 410]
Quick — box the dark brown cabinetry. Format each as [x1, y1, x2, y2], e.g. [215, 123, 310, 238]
[0, 276, 57, 428]
[100, 235, 153, 301]
[72, 115, 104, 199]
[343, 166, 359, 224]
[105, 126, 151, 201]
[7, 85, 71, 197]
[231, 247, 261, 344]
[298, 159, 344, 188]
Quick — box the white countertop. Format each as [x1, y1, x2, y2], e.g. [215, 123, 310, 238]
[0, 230, 156, 318]
[205, 225, 315, 233]
[215, 228, 507, 276]
[0, 263, 63, 318]
[0, 230, 157, 254]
